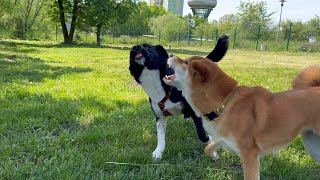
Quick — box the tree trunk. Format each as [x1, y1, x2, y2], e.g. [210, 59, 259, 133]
[96, 23, 102, 46]
[68, 0, 79, 43]
[57, 0, 69, 44]
[29, 0, 44, 32]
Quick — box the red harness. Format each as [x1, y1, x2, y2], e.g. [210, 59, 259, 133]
[158, 95, 172, 116]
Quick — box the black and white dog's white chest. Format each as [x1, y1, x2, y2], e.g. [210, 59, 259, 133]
[139, 68, 183, 116]
[139, 69, 165, 102]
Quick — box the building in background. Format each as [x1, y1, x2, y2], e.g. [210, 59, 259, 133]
[163, 0, 184, 16]
[147, 0, 184, 16]
[149, 0, 164, 6]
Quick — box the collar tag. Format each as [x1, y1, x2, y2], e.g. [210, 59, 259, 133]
[216, 105, 225, 116]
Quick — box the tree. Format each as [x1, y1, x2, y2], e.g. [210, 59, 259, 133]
[237, 1, 274, 40]
[80, 0, 135, 45]
[5, 0, 47, 38]
[149, 13, 187, 41]
[55, 0, 81, 44]
[305, 15, 320, 41]
[0, 0, 13, 17]
[280, 20, 305, 41]
[0, 0, 14, 36]
[193, 21, 217, 40]
[107, 2, 166, 37]
[80, 0, 115, 46]
[218, 14, 239, 35]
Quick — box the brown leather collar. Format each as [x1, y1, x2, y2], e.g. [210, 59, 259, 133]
[214, 91, 234, 116]
[205, 89, 235, 120]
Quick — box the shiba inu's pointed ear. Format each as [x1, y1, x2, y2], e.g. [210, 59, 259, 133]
[206, 35, 229, 62]
[155, 45, 169, 59]
[190, 60, 208, 83]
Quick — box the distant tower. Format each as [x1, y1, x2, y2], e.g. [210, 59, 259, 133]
[187, 0, 217, 18]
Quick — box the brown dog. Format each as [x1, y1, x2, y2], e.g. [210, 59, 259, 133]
[163, 56, 320, 180]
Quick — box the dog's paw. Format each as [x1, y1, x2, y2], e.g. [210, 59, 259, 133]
[210, 151, 219, 160]
[152, 150, 163, 160]
[184, 114, 191, 121]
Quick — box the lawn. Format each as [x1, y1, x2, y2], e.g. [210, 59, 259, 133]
[0, 39, 320, 179]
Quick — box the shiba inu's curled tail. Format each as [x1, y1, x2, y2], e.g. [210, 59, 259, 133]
[292, 66, 320, 89]
[293, 66, 320, 162]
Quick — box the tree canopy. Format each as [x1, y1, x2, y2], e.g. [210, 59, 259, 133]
[237, 1, 275, 40]
[149, 13, 187, 41]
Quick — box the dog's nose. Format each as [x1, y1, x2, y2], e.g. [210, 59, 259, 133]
[170, 54, 174, 57]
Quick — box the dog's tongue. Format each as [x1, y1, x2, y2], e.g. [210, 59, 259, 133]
[135, 53, 143, 59]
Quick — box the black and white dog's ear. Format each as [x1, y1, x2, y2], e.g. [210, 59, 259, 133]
[129, 47, 137, 69]
[206, 35, 229, 63]
[155, 45, 169, 59]
[129, 46, 144, 83]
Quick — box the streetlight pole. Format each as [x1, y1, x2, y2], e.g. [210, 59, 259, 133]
[276, 0, 286, 44]
[187, 19, 191, 45]
[187, 18, 195, 45]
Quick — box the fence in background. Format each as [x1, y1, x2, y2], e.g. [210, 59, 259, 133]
[51, 23, 319, 52]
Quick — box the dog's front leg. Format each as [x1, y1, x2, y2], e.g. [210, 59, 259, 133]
[240, 148, 260, 180]
[152, 117, 166, 160]
[204, 141, 220, 160]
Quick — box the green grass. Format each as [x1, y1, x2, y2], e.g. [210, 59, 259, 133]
[0, 39, 320, 179]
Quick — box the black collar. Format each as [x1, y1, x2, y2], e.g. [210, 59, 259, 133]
[204, 112, 218, 121]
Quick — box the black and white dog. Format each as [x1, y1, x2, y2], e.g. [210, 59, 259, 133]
[129, 36, 229, 160]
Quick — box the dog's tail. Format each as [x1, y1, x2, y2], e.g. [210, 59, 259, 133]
[294, 66, 320, 162]
[292, 66, 320, 89]
[206, 35, 229, 63]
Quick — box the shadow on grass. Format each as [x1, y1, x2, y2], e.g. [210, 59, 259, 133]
[0, 53, 92, 85]
[0, 87, 149, 136]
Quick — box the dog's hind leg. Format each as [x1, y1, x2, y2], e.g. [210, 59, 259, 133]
[152, 117, 167, 160]
[301, 130, 320, 162]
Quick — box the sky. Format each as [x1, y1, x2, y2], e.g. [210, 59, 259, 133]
[183, 0, 320, 23]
